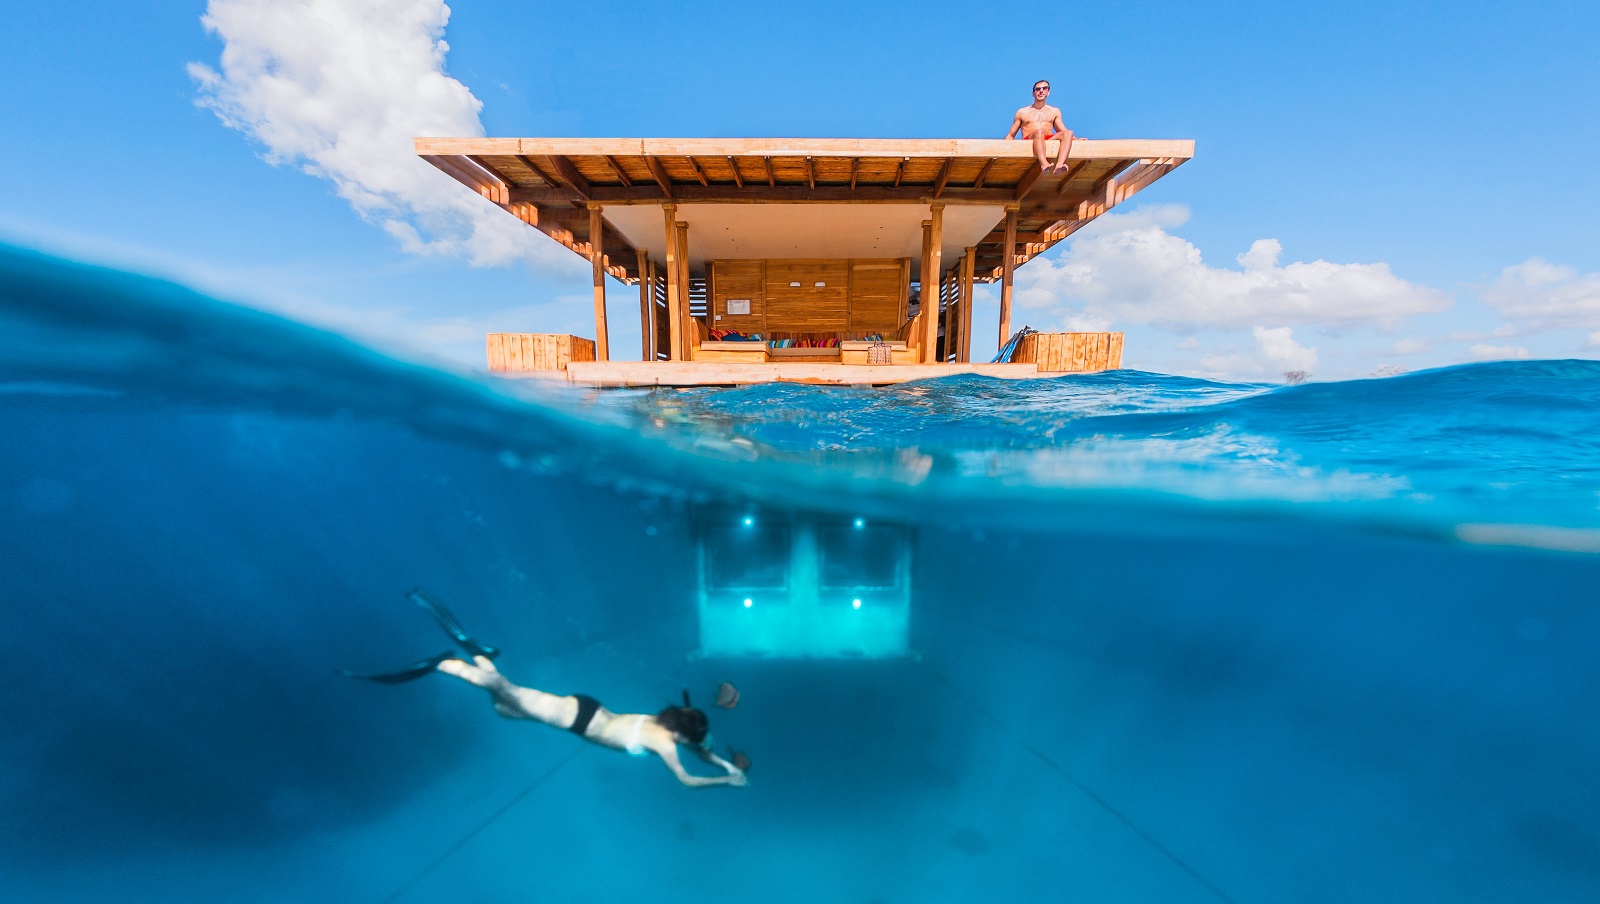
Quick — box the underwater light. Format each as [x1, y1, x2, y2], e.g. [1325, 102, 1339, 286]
[742, 516, 754, 527]
[743, 598, 753, 608]
[852, 598, 862, 609]
[853, 518, 865, 529]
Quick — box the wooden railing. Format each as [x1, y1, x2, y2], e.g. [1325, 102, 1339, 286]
[1012, 332, 1123, 372]
[486, 333, 596, 372]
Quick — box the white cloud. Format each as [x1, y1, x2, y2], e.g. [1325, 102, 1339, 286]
[1588, 331, 1600, 349]
[1014, 204, 1450, 332]
[1197, 326, 1317, 378]
[1479, 258, 1600, 330]
[189, 0, 562, 269]
[1390, 337, 1431, 355]
[1253, 326, 1318, 372]
[1469, 343, 1531, 361]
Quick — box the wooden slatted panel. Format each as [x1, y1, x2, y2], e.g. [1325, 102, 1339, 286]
[653, 277, 671, 359]
[712, 261, 765, 333]
[764, 259, 849, 331]
[848, 258, 908, 332]
[1012, 332, 1125, 372]
[486, 333, 596, 372]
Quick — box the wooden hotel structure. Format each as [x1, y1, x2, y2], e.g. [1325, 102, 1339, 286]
[417, 136, 1193, 386]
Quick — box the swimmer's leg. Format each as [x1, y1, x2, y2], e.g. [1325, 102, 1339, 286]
[338, 652, 457, 684]
[408, 588, 500, 660]
[437, 656, 574, 726]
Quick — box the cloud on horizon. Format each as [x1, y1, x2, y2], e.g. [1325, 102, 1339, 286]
[1478, 258, 1600, 332]
[188, 0, 565, 270]
[1014, 205, 1451, 334]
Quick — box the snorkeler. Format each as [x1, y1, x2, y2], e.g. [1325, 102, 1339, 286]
[341, 590, 748, 789]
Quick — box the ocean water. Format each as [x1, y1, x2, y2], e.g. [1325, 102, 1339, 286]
[2, 243, 1598, 903]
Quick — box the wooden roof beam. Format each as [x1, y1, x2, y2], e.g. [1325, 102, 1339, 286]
[645, 156, 674, 198]
[515, 154, 567, 191]
[1013, 162, 1044, 201]
[550, 155, 593, 199]
[1053, 159, 1090, 194]
[726, 156, 744, 188]
[971, 157, 996, 189]
[931, 158, 954, 199]
[686, 156, 710, 187]
[762, 156, 776, 187]
[849, 157, 859, 190]
[509, 185, 1019, 204]
[421, 155, 499, 201]
[893, 156, 908, 188]
[602, 155, 633, 186]
[464, 155, 512, 204]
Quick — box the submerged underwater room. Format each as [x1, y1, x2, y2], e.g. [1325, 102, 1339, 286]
[3, 246, 1600, 903]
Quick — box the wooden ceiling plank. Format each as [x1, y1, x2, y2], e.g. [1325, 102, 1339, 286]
[726, 156, 744, 188]
[849, 157, 859, 190]
[805, 156, 816, 190]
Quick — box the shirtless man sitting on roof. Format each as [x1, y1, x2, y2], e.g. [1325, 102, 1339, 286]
[1006, 80, 1074, 173]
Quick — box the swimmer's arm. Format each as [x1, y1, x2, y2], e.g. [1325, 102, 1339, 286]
[1005, 112, 1024, 140]
[661, 744, 746, 788]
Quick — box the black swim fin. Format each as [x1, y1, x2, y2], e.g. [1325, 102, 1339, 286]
[338, 651, 457, 684]
[408, 588, 500, 660]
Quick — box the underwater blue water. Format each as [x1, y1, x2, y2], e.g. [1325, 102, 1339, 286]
[1, 243, 1597, 903]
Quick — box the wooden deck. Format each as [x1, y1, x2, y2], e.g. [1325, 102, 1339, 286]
[544, 361, 1045, 387]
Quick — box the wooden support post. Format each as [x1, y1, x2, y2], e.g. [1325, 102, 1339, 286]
[647, 258, 659, 359]
[636, 248, 651, 361]
[960, 247, 976, 363]
[919, 219, 933, 362]
[998, 205, 1019, 349]
[676, 220, 692, 360]
[663, 203, 682, 361]
[588, 204, 610, 361]
[923, 205, 944, 362]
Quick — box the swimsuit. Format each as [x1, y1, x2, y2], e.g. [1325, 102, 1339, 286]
[568, 694, 601, 736]
[567, 695, 650, 757]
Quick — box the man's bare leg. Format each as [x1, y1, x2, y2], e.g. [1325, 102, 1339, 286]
[437, 655, 574, 726]
[1052, 130, 1075, 173]
[1030, 131, 1051, 171]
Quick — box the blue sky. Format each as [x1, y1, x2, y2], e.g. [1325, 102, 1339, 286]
[3, 0, 1597, 379]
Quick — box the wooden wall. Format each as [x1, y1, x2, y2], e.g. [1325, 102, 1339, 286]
[486, 333, 596, 372]
[1013, 332, 1124, 372]
[711, 258, 908, 334]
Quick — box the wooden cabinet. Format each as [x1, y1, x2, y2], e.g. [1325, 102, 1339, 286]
[709, 258, 908, 334]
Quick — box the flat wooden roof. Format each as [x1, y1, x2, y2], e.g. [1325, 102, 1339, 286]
[415, 137, 1193, 283]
